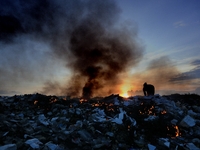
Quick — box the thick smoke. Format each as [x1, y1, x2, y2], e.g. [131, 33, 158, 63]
[0, 0, 143, 97]
[65, 19, 144, 98]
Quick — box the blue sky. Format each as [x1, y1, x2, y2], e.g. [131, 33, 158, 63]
[117, 0, 200, 65]
[0, 0, 200, 96]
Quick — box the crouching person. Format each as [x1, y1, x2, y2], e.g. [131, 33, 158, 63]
[143, 82, 155, 96]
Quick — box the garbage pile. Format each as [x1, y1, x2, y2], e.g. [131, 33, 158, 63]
[0, 93, 200, 150]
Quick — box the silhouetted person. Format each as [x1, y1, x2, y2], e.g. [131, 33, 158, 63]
[143, 82, 155, 96]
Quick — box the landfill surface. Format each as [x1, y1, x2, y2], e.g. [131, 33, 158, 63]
[1, 93, 200, 150]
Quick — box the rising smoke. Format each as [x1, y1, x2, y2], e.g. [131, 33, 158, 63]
[0, 0, 143, 97]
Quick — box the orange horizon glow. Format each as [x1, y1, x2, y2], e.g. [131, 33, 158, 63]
[120, 92, 129, 98]
[119, 81, 138, 97]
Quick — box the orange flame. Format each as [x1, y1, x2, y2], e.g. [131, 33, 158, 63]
[175, 125, 180, 137]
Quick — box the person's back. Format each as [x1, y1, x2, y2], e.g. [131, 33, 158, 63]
[143, 82, 155, 96]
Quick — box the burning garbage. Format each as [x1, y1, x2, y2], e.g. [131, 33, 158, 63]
[0, 93, 200, 149]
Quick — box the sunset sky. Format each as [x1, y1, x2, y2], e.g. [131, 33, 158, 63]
[0, 0, 200, 96]
[117, 0, 200, 95]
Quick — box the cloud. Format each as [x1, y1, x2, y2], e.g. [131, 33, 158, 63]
[0, 90, 21, 96]
[173, 21, 186, 28]
[191, 59, 200, 66]
[170, 59, 200, 81]
[126, 56, 199, 95]
[130, 56, 181, 89]
[194, 87, 200, 95]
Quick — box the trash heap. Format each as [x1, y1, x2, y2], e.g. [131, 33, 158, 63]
[0, 93, 200, 150]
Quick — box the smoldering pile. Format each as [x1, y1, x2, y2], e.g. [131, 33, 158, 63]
[1, 93, 200, 150]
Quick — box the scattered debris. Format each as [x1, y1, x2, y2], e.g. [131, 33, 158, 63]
[180, 115, 196, 128]
[0, 93, 200, 149]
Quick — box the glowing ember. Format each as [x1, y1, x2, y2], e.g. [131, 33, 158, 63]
[174, 125, 180, 137]
[30, 94, 183, 141]
[80, 99, 87, 103]
[50, 98, 57, 103]
[161, 110, 167, 114]
[139, 105, 155, 115]
[148, 106, 154, 115]
[92, 103, 101, 107]
[34, 100, 38, 105]
[167, 125, 181, 138]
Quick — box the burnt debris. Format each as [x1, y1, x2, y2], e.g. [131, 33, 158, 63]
[0, 93, 200, 149]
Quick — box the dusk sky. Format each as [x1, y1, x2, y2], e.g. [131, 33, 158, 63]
[0, 0, 200, 96]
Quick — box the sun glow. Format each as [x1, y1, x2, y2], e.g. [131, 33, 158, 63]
[120, 92, 129, 98]
[119, 82, 133, 98]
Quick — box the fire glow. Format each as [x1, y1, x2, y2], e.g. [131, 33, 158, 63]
[80, 99, 88, 103]
[31, 93, 182, 140]
[50, 98, 57, 103]
[120, 93, 129, 98]
[161, 110, 167, 114]
[139, 104, 156, 116]
[34, 100, 38, 105]
[174, 125, 180, 137]
[119, 83, 133, 98]
[137, 101, 181, 138]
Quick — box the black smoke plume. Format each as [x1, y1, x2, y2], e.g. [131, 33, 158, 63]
[0, 0, 143, 97]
